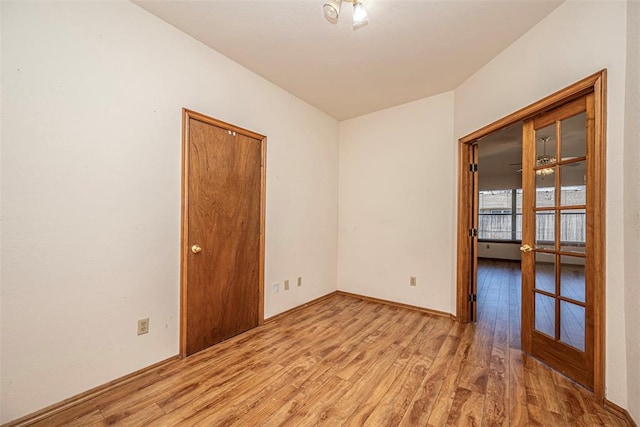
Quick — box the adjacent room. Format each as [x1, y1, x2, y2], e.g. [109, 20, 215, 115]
[1, 0, 639, 425]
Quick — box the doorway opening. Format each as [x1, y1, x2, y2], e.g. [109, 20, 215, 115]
[455, 70, 606, 402]
[474, 122, 525, 350]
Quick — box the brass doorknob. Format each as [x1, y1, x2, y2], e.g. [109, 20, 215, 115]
[520, 244, 533, 253]
[191, 245, 202, 254]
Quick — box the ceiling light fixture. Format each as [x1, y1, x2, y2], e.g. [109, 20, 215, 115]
[536, 137, 556, 176]
[322, 0, 341, 23]
[322, 0, 369, 30]
[352, 0, 369, 29]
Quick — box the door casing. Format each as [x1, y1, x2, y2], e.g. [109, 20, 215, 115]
[455, 70, 606, 402]
[180, 108, 266, 358]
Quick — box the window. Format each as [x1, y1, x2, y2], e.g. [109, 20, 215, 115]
[478, 188, 586, 244]
[478, 189, 521, 241]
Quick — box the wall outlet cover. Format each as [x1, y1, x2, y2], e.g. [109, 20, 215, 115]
[137, 318, 149, 335]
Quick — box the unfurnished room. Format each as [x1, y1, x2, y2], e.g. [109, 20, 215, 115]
[1, 0, 639, 425]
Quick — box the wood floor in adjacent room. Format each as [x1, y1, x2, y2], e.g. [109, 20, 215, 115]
[28, 262, 628, 426]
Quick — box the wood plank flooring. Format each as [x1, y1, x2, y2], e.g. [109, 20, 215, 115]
[24, 270, 628, 426]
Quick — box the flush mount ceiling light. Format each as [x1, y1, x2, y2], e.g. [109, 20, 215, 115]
[323, 0, 369, 30]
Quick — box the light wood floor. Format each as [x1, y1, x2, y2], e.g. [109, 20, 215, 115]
[26, 280, 628, 426]
[478, 259, 586, 351]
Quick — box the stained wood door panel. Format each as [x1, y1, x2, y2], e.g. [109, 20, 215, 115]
[531, 332, 590, 385]
[182, 110, 265, 357]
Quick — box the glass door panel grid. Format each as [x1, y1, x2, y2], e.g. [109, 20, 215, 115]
[533, 115, 587, 351]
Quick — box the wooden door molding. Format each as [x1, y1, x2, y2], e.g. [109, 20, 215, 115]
[455, 70, 606, 402]
[470, 144, 479, 321]
[180, 108, 266, 358]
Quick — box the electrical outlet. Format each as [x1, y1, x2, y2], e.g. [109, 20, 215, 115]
[410, 276, 417, 287]
[137, 318, 149, 335]
[272, 282, 280, 293]
[284, 280, 290, 291]
[297, 276, 302, 287]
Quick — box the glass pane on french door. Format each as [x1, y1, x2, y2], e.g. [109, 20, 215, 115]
[561, 112, 586, 159]
[560, 161, 586, 206]
[561, 301, 585, 351]
[560, 255, 586, 303]
[534, 256, 555, 294]
[535, 293, 555, 338]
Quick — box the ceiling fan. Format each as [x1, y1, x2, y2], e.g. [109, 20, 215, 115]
[511, 137, 579, 175]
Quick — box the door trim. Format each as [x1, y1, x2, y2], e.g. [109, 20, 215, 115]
[180, 108, 266, 358]
[455, 70, 606, 402]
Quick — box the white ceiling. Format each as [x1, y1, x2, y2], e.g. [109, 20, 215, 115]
[478, 122, 523, 176]
[132, 0, 563, 121]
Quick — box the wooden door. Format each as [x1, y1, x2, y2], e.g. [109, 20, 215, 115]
[181, 109, 266, 357]
[520, 95, 596, 389]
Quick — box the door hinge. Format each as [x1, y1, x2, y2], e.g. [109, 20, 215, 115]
[468, 293, 477, 302]
[469, 163, 478, 172]
[469, 228, 478, 237]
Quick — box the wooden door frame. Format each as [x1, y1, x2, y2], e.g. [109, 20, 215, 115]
[455, 70, 606, 402]
[180, 108, 266, 358]
[470, 143, 479, 322]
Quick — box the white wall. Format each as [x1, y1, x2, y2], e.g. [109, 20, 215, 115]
[624, 1, 640, 423]
[0, 1, 338, 423]
[337, 93, 455, 313]
[478, 243, 521, 260]
[455, 0, 630, 410]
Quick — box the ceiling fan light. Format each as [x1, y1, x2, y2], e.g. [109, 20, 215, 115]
[536, 168, 554, 176]
[323, 0, 342, 23]
[536, 154, 556, 167]
[352, 0, 369, 29]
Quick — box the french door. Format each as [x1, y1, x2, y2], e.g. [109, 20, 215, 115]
[520, 94, 597, 390]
